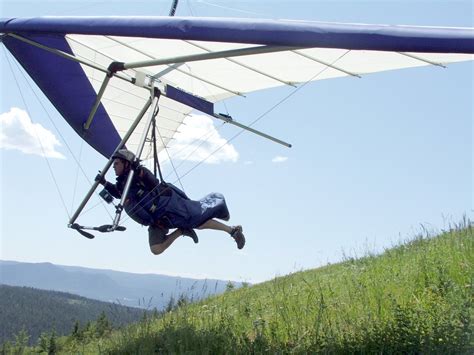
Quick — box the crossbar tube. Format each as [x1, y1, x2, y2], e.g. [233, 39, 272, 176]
[83, 73, 112, 130]
[214, 113, 291, 148]
[123, 45, 300, 70]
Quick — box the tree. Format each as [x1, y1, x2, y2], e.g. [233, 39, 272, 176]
[1, 341, 12, 355]
[13, 328, 29, 353]
[71, 320, 82, 341]
[95, 312, 111, 337]
[225, 281, 235, 292]
[48, 332, 56, 355]
[37, 332, 50, 353]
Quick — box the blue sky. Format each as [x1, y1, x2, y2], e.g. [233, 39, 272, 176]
[0, 0, 472, 283]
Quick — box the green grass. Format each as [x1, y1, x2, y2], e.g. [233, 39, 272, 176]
[13, 220, 474, 354]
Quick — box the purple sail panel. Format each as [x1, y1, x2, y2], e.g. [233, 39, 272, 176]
[3, 34, 121, 158]
[166, 85, 214, 116]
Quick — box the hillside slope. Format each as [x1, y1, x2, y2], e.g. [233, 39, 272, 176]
[16, 222, 474, 353]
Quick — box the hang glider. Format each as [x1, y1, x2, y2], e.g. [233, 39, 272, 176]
[1, 16, 473, 235]
[1, 17, 473, 158]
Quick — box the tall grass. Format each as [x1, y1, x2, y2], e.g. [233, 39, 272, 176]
[28, 220, 474, 353]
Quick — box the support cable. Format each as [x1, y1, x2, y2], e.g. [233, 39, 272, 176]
[197, 0, 264, 16]
[70, 138, 84, 215]
[176, 50, 353, 180]
[119, 51, 352, 226]
[158, 52, 231, 178]
[155, 118, 185, 191]
[4, 47, 115, 221]
[4, 48, 71, 219]
[164, 121, 227, 180]
[80, 200, 107, 217]
[184, 0, 196, 16]
[151, 107, 165, 182]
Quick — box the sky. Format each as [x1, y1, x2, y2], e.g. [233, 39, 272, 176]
[0, 0, 472, 284]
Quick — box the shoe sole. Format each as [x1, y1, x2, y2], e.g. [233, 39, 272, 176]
[231, 226, 245, 249]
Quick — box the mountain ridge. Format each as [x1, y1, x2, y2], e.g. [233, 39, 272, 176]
[0, 260, 241, 309]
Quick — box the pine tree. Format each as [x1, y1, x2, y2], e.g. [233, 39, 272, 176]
[71, 320, 82, 341]
[48, 332, 56, 355]
[37, 332, 50, 353]
[1, 341, 12, 355]
[225, 281, 235, 292]
[96, 312, 111, 337]
[13, 328, 29, 353]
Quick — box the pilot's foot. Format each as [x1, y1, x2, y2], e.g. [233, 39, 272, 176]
[230, 226, 245, 249]
[181, 228, 199, 244]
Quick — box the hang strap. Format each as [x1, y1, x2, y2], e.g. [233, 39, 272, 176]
[150, 104, 165, 183]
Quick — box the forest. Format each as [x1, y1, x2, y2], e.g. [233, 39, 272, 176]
[0, 285, 148, 346]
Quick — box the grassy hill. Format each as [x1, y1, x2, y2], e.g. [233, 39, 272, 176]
[11, 221, 473, 353]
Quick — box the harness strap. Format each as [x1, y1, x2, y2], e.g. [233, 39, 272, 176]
[151, 108, 165, 183]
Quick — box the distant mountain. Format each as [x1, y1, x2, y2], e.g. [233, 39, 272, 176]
[0, 284, 146, 346]
[0, 260, 240, 310]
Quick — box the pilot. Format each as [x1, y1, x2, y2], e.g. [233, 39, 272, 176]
[96, 149, 245, 255]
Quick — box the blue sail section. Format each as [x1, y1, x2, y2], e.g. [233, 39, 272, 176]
[166, 85, 214, 116]
[1, 17, 473, 53]
[3, 34, 121, 158]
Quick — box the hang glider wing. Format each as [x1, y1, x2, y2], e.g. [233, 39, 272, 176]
[1, 17, 473, 157]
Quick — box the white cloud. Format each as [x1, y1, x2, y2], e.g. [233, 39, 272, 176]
[272, 155, 288, 163]
[0, 107, 65, 159]
[165, 114, 238, 164]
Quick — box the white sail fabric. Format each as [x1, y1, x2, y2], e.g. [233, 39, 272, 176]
[65, 33, 472, 157]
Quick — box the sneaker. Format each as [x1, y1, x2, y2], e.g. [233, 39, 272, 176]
[230, 226, 245, 249]
[182, 228, 199, 244]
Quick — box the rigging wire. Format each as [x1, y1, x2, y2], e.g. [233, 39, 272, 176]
[165, 0, 231, 176]
[5, 47, 115, 221]
[150, 107, 164, 181]
[70, 138, 85, 215]
[5, 28, 349, 228]
[156, 52, 231, 179]
[156, 119, 185, 191]
[121, 119, 227, 225]
[3, 47, 71, 219]
[119, 102, 187, 225]
[164, 120, 227, 180]
[184, 0, 196, 16]
[118, 52, 351, 226]
[176, 50, 353, 180]
[80, 199, 107, 217]
[197, 0, 265, 17]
